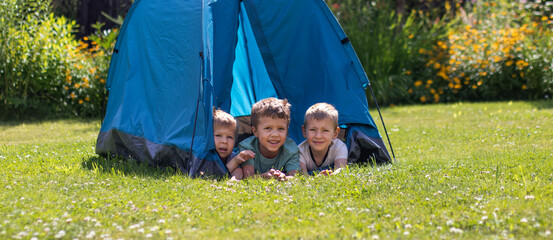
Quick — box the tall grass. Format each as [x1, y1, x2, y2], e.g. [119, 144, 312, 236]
[1, 101, 552, 239]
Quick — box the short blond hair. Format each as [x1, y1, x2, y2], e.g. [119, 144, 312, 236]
[304, 103, 339, 128]
[213, 108, 238, 136]
[250, 97, 291, 128]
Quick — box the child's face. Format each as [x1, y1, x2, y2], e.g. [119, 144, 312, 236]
[252, 116, 288, 159]
[214, 125, 236, 160]
[302, 118, 339, 154]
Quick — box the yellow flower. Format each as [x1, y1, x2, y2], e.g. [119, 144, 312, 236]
[477, 81, 483, 86]
[405, 70, 412, 75]
[75, 83, 81, 88]
[64, 86, 69, 90]
[479, 72, 487, 76]
[70, 93, 76, 98]
[437, 71, 449, 80]
[434, 94, 440, 102]
[418, 48, 427, 54]
[408, 89, 413, 94]
[79, 100, 84, 104]
[434, 63, 441, 69]
[520, 72, 525, 77]
[420, 96, 427, 102]
[426, 79, 433, 85]
[454, 84, 462, 89]
[414, 80, 423, 87]
[65, 75, 72, 83]
[83, 36, 89, 41]
[83, 77, 89, 84]
[85, 97, 90, 101]
[430, 88, 436, 94]
[542, 16, 548, 21]
[472, 85, 477, 89]
[522, 84, 528, 90]
[408, 34, 414, 39]
[505, 60, 514, 66]
[448, 82, 454, 88]
[100, 79, 105, 84]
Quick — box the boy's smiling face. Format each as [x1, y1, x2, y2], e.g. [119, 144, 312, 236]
[252, 116, 288, 159]
[214, 125, 235, 160]
[302, 118, 339, 154]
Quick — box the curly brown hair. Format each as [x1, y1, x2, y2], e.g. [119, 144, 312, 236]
[250, 97, 291, 128]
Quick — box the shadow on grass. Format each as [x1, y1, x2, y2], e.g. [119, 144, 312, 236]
[530, 100, 553, 109]
[82, 155, 181, 179]
[0, 116, 102, 127]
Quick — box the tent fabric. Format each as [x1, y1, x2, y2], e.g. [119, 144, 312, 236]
[96, 0, 392, 177]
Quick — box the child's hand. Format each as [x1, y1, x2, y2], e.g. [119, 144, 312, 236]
[262, 169, 284, 180]
[267, 169, 291, 181]
[318, 169, 334, 176]
[235, 150, 255, 164]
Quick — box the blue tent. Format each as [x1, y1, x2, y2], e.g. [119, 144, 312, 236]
[96, 0, 392, 177]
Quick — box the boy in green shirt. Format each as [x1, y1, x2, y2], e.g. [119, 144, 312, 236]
[232, 98, 300, 179]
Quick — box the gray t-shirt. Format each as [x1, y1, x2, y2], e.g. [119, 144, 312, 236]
[298, 138, 348, 171]
[239, 136, 300, 174]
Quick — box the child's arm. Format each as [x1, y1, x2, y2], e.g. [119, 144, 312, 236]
[243, 164, 255, 178]
[229, 167, 243, 180]
[300, 162, 308, 175]
[331, 140, 348, 172]
[334, 158, 347, 170]
[286, 169, 298, 176]
[226, 150, 255, 173]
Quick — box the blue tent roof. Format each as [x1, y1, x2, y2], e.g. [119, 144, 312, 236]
[97, 0, 391, 177]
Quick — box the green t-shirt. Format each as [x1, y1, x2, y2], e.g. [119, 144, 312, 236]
[239, 136, 300, 174]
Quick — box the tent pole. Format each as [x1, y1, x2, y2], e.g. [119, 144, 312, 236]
[185, 0, 206, 176]
[367, 83, 396, 162]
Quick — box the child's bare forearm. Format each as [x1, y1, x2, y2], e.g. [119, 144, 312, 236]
[230, 167, 243, 180]
[228, 150, 255, 173]
[334, 158, 347, 170]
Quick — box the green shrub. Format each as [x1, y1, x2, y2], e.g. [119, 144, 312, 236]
[0, 0, 78, 118]
[0, 0, 115, 119]
[327, 0, 451, 106]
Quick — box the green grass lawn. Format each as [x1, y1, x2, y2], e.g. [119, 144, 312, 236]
[1, 101, 552, 239]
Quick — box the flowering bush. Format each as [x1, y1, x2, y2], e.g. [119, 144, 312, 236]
[62, 23, 117, 117]
[408, 0, 553, 103]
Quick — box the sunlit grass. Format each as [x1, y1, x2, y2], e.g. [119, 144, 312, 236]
[1, 101, 552, 239]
